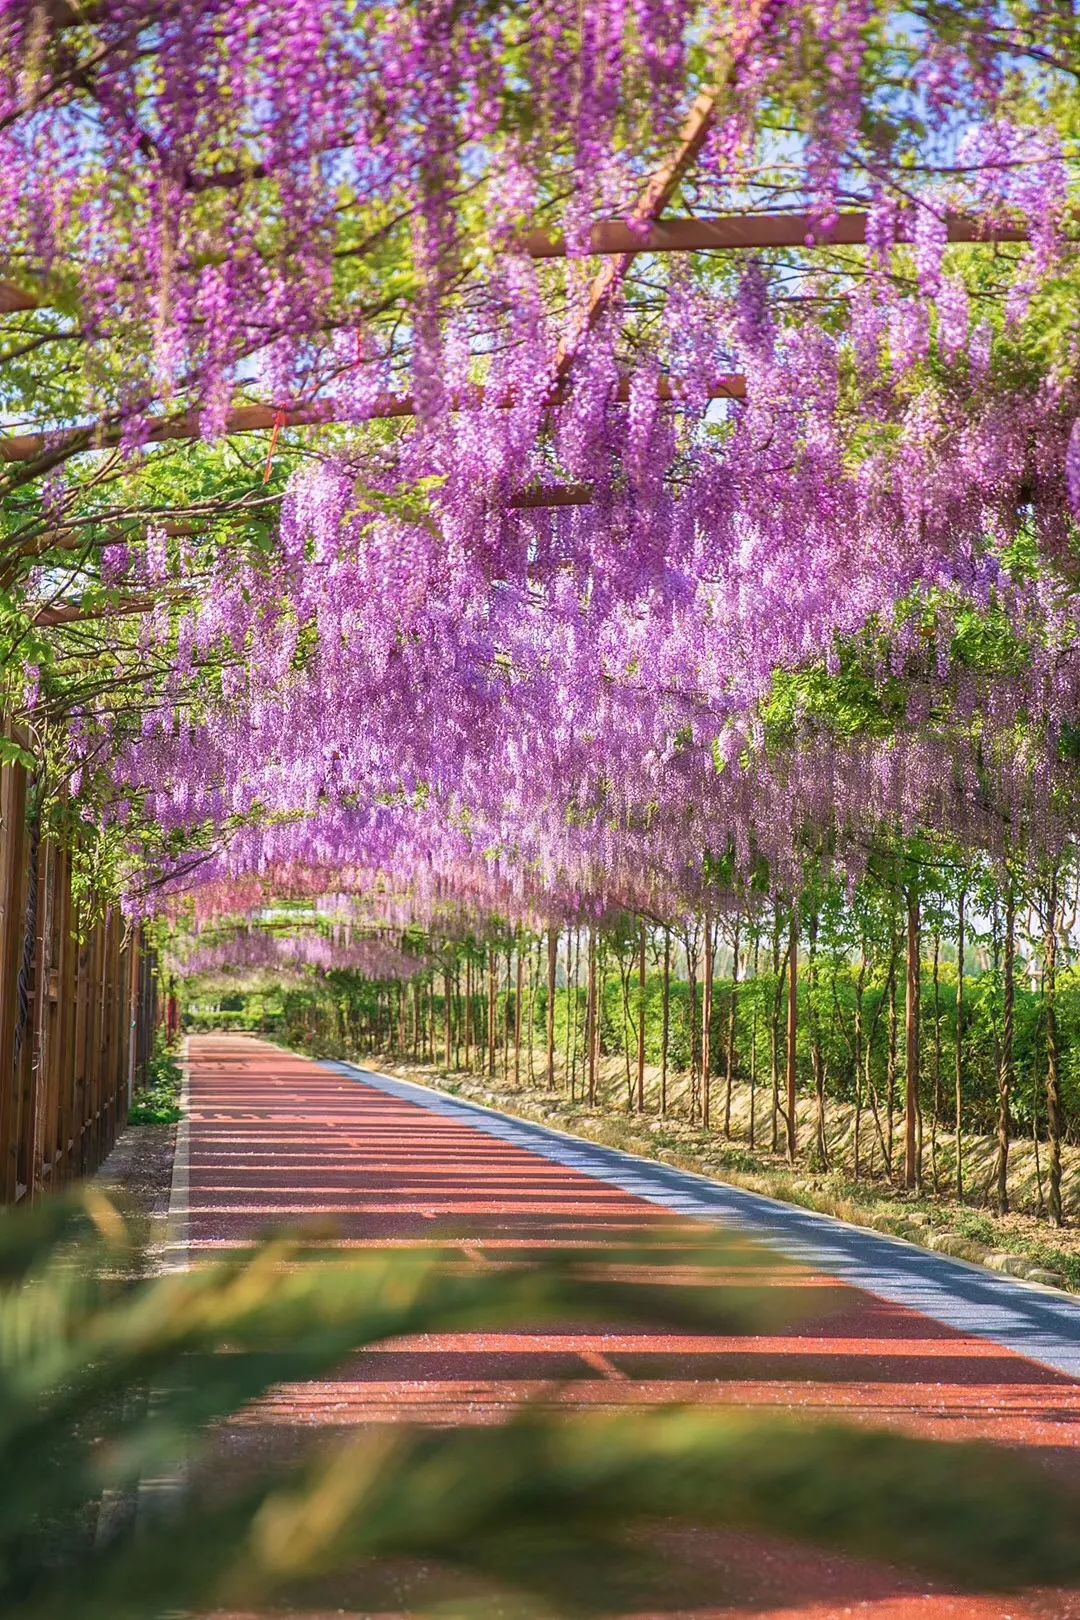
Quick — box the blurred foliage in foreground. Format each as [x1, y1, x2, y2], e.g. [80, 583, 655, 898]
[1, 1192, 1079, 1618]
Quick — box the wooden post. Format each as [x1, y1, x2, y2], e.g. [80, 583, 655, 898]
[56, 849, 79, 1184]
[0, 747, 27, 1202]
[15, 819, 45, 1199]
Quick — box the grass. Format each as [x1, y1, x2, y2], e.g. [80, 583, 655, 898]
[127, 1038, 184, 1125]
[341, 1045, 1080, 1294]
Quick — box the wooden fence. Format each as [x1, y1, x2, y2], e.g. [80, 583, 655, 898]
[0, 747, 157, 1205]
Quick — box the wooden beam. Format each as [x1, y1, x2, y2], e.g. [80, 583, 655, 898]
[0, 281, 39, 313]
[552, 0, 783, 388]
[0, 210, 1035, 326]
[508, 484, 592, 509]
[0, 374, 747, 467]
[524, 209, 1032, 258]
[33, 593, 159, 626]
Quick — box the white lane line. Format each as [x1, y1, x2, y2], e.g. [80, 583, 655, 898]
[162, 1035, 191, 1272]
[321, 1059, 1080, 1382]
[138, 1036, 193, 1527]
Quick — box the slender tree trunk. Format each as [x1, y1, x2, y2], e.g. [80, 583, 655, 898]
[503, 946, 512, 1079]
[528, 939, 540, 1084]
[1045, 871, 1063, 1226]
[444, 968, 452, 1069]
[931, 934, 941, 1192]
[514, 947, 523, 1088]
[412, 980, 421, 1060]
[995, 882, 1015, 1216]
[785, 908, 798, 1162]
[636, 920, 647, 1112]
[661, 927, 671, 1116]
[702, 913, 714, 1129]
[749, 934, 759, 1147]
[770, 908, 782, 1152]
[886, 944, 897, 1179]
[487, 946, 497, 1078]
[620, 951, 633, 1111]
[454, 965, 462, 1068]
[686, 930, 700, 1123]
[546, 929, 557, 1089]
[568, 929, 578, 1100]
[1032, 1017, 1045, 1219]
[955, 889, 965, 1200]
[808, 910, 827, 1167]
[853, 969, 864, 1178]
[724, 914, 740, 1137]
[586, 927, 599, 1107]
[905, 884, 921, 1191]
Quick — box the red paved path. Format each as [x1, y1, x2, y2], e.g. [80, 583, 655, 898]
[186, 1035, 1080, 1619]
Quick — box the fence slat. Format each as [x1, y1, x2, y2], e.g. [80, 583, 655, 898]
[0, 743, 157, 1203]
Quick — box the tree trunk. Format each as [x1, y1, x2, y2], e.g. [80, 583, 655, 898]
[808, 909, 827, 1167]
[724, 914, 740, 1137]
[770, 907, 783, 1151]
[528, 939, 540, 1083]
[444, 968, 452, 1069]
[586, 927, 599, 1107]
[853, 966, 864, 1178]
[749, 933, 759, 1147]
[955, 889, 965, 1200]
[785, 908, 798, 1163]
[930, 934, 941, 1192]
[660, 927, 671, 1116]
[886, 945, 897, 1179]
[686, 930, 700, 1123]
[514, 947, 523, 1088]
[503, 947, 512, 1079]
[636, 920, 647, 1113]
[487, 946, 497, 1078]
[546, 929, 557, 1089]
[904, 884, 921, 1190]
[568, 928, 579, 1100]
[702, 914, 714, 1129]
[1045, 871, 1063, 1226]
[994, 882, 1015, 1217]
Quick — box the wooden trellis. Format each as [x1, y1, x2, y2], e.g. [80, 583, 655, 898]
[0, 737, 156, 1204]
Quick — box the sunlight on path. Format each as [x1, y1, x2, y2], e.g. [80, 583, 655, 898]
[185, 1035, 1080, 1620]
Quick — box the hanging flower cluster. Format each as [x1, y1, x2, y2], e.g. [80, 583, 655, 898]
[9, 3, 1080, 943]
[169, 925, 427, 983]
